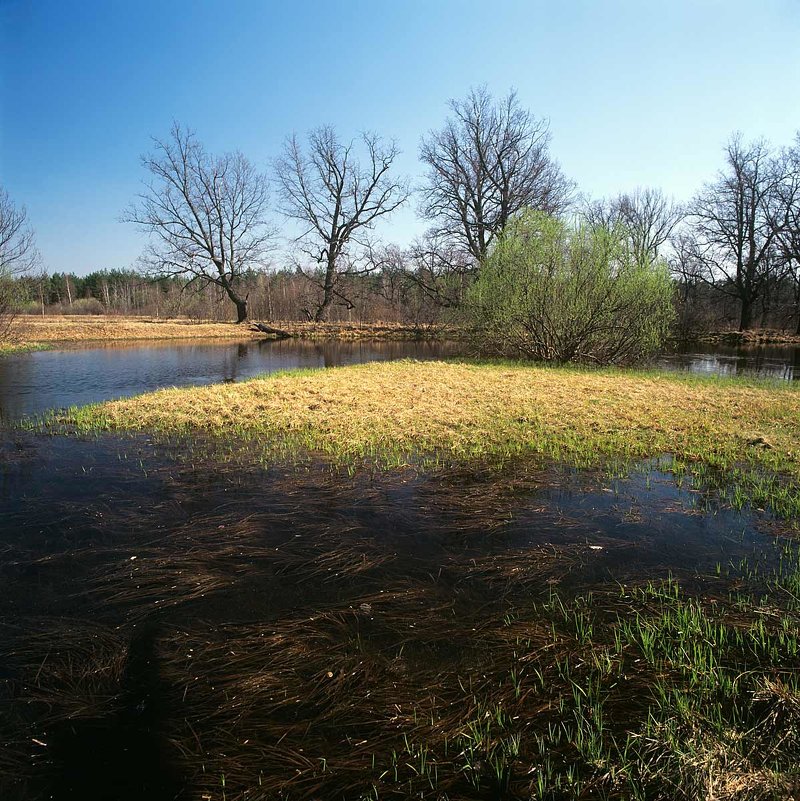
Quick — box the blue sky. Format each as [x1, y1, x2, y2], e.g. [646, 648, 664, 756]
[1, 0, 799, 275]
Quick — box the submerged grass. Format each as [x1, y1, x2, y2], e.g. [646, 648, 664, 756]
[53, 359, 800, 515]
[0, 341, 52, 355]
[5, 491, 800, 800]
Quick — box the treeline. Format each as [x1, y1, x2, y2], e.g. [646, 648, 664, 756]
[11, 267, 441, 326]
[10, 258, 800, 337]
[2, 87, 800, 336]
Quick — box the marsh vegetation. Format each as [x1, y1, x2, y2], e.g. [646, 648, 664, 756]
[2, 428, 800, 800]
[0, 354, 790, 799]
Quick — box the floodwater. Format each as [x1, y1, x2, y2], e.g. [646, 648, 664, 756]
[0, 337, 798, 422]
[0, 434, 788, 800]
[658, 341, 800, 380]
[0, 338, 798, 799]
[0, 338, 463, 421]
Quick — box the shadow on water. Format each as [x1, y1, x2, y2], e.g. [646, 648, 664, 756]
[1, 431, 797, 799]
[44, 624, 186, 801]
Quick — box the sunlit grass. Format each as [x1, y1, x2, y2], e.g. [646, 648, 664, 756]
[9, 314, 437, 346]
[0, 341, 51, 355]
[52, 359, 800, 513]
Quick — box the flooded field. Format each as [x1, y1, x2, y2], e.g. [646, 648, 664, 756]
[1, 341, 800, 799]
[1, 338, 798, 423]
[2, 431, 799, 799]
[0, 339, 463, 422]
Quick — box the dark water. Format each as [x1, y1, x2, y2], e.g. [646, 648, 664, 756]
[0, 338, 463, 421]
[658, 342, 800, 380]
[0, 434, 786, 800]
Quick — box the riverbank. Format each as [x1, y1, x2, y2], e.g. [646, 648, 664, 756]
[697, 328, 800, 346]
[7, 315, 442, 349]
[58, 359, 800, 515]
[0, 341, 52, 355]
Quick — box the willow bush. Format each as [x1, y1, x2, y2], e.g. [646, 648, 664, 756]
[465, 211, 674, 364]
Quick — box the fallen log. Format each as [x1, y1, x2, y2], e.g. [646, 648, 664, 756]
[249, 322, 293, 339]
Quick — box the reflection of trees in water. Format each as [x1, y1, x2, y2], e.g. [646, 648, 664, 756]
[665, 344, 800, 381]
[0, 340, 465, 420]
[791, 346, 800, 381]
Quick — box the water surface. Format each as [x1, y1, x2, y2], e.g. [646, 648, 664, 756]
[0, 338, 462, 421]
[1, 335, 798, 799]
[0, 434, 787, 799]
[658, 342, 800, 380]
[2, 338, 799, 423]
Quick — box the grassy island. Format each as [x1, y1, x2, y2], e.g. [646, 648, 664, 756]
[59, 359, 800, 514]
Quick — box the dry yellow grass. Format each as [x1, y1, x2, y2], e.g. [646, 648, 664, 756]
[11, 315, 261, 344]
[64, 360, 800, 487]
[9, 315, 438, 346]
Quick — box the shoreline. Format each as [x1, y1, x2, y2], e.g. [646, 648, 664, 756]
[6, 315, 448, 351]
[691, 329, 800, 346]
[54, 359, 800, 516]
[6, 315, 800, 353]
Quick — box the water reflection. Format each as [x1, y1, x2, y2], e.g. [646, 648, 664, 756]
[0, 338, 462, 421]
[1, 337, 798, 424]
[658, 342, 800, 380]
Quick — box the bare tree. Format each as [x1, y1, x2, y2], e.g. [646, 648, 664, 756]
[585, 187, 684, 264]
[1, 188, 39, 339]
[404, 231, 475, 309]
[668, 230, 711, 337]
[688, 135, 784, 331]
[126, 124, 273, 323]
[772, 134, 800, 334]
[419, 86, 573, 265]
[1, 188, 38, 276]
[274, 126, 408, 322]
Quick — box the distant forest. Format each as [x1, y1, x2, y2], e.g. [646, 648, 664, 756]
[9, 265, 800, 338]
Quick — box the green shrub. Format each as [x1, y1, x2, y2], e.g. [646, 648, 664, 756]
[465, 211, 674, 364]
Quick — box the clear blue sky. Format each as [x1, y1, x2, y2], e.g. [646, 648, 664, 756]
[1, 0, 798, 275]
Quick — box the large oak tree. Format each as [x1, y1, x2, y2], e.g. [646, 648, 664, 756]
[127, 124, 273, 323]
[275, 126, 408, 322]
[419, 87, 572, 265]
[689, 135, 783, 331]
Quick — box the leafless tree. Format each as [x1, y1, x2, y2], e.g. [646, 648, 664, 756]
[668, 230, 712, 337]
[585, 187, 684, 264]
[126, 124, 273, 323]
[419, 86, 573, 265]
[1, 188, 39, 339]
[771, 134, 800, 333]
[688, 134, 784, 331]
[274, 126, 408, 322]
[1, 188, 39, 276]
[404, 231, 475, 309]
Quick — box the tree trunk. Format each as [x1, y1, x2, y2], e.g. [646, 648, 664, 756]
[234, 298, 248, 323]
[795, 285, 800, 336]
[739, 296, 754, 331]
[221, 282, 248, 323]
[314, 298, 331, 322]
[314, 261, 336, 322]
